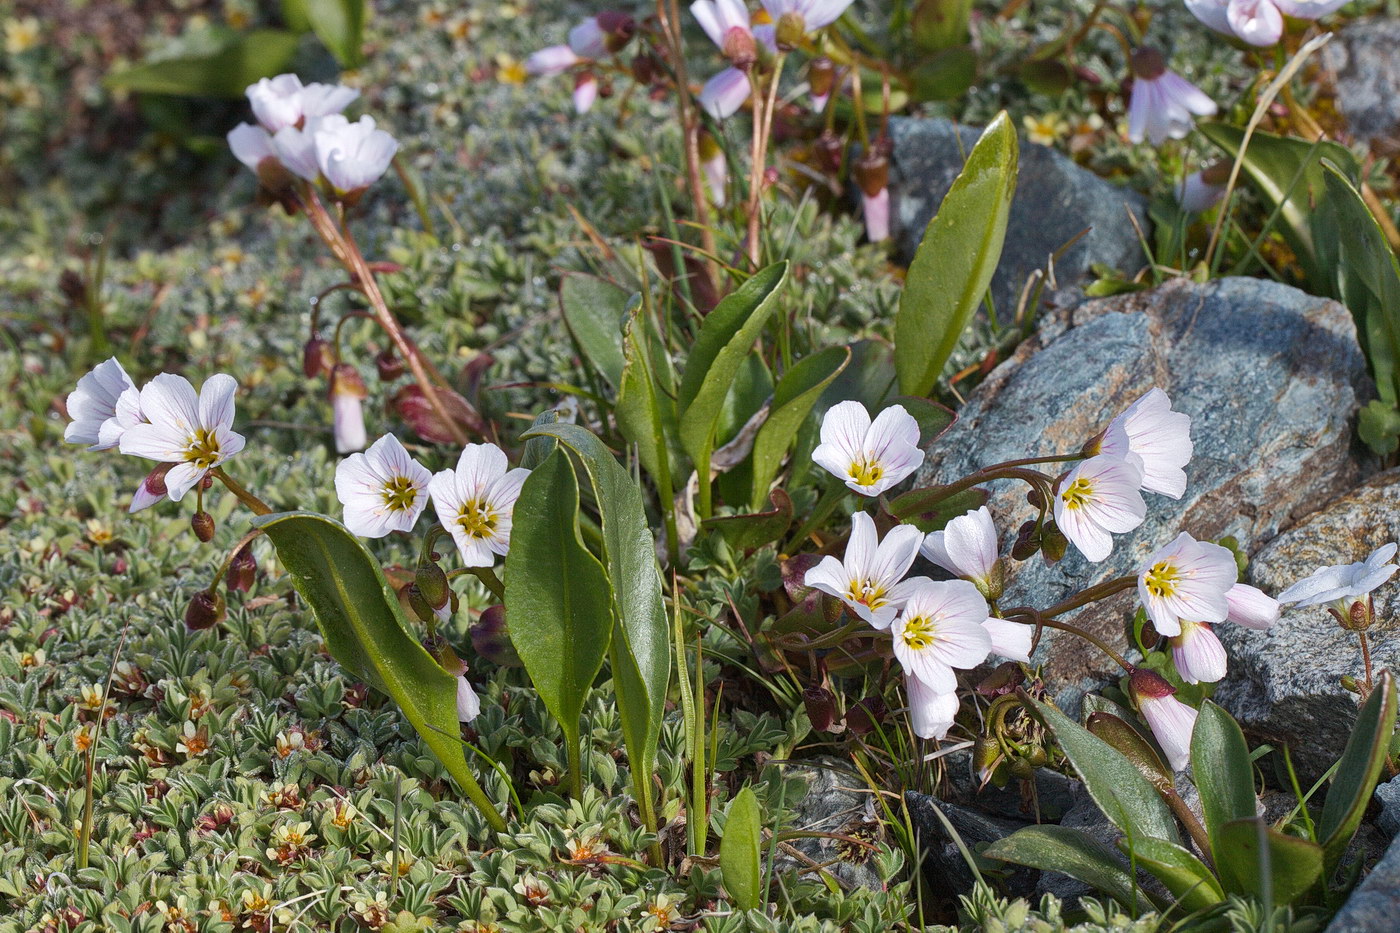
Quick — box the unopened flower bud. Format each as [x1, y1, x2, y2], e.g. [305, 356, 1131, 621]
[1341, 674, 1361, 694]
[131, 463, 172, 513]
[631, 52, 660, 84]
[228, 543, 257, 593]
[723, 28, 757, 69]
[471, 604, 521, 668]
[374, 348, 404, 382]
[421, 633, 467, 675]
[191, 511, 215, 542]
[303, 337, 333, 378]
[1129, 47, 1167, 82]
[329, 364, 369, 454]
[595, 10, 636, 52]
[404, 582, 436, 625]
[851, 151, 888, 200]
[774, 11, 806, 50]
[808, 57, 835, 103]
[803, 685, 838, 732]
[185, 590, 225, 630]
[845, 694, 887, 736]
[1011, 520, 1041, 561]
[1041, 521, 1068, 563]
[415, 558, 451, 617]
[814, 130, 844, 174]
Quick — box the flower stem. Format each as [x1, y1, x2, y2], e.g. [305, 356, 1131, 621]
[1039, 575, 1138, 619]
[466, 565, 506, 603]
[212, 468, 273, 516]
[1036, 615, 1133, 672]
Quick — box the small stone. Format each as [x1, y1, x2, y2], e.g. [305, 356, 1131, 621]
[1321, 19, 1400, 156]
[1326, 832, 1400, 933]
[780, 758, 886, 891]
[1376, 775, 1400, 839]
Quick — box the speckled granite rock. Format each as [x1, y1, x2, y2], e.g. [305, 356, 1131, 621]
[1321, 19, 1400, 156]
[1215, 469, 1400, 776]
[1326, 832, 1400, 933]
[916, 277, 1372, 704]
[888, 116, 1148, 315]
[781, 758, 886, 890]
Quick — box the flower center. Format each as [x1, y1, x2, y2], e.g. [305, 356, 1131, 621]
[847, 456, 885, 487]
[456, 499, 498, 539]
[380, 476, 418, 513]
[843, 577, 887, 609]
[1060, 477, 1094, 510]
[1144, 560, 1181, 599]
[184, 428, 222, 469]
[900, 614, 938, 651]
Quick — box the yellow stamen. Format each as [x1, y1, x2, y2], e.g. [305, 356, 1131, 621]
[380, 476, 418, 513]
[1060, 477, 1094, 510]
[844, 577, 887, 609]
[900, 614, 938, 650]
[1144, 560, 1181, 599]
[847, 456, 885, 487]
[457, 499, 497, 539]
[184, 428, 222, 469]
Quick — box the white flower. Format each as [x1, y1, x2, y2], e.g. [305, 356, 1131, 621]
[272, 124, 321, 182]
[1177, 170, 1226, 213]
[761, 0, 854, 31]
[905, 673, 959, 740]
[889, 580, 993, 694]
[246, 74, 307, 132]
[702, 146, 728, 206]
[1126, 49, 1217, 146]
[298, 82, 360, 121]
[1130, 668, 1198, 771]
[573, 73, 599, 114]
[118, 373, 246, 501]
[1171, 620, 1227, 684]
[329, 364, 368, 455]
[66, 357, 139, 451]
[526, 45, 581, 76]
[1186, 0, 1344, 45]
[803, 511, 926, 629]
[428, 444, 531, 568]
[227, 123, 277, 173]
[983, 618, 1033, 662]
[1053, 455, 1146, 562]
[335, 434, 432, 538]
[861, 187, 890, 243]
[456, 676, 482, 723]
[568, 17, 608, 58]
[1277, 544, 1400, 608]
[1137, 532, 1237, 637]
[1225, 583, 1280, 630]
[921, 506, 999, 592]
[692, 0, 753, 48]
[314, 115, 399, 196]
[1099, 388, 1192, 498]
[699, 67, 753, 119]
[811, 400, 924, 497]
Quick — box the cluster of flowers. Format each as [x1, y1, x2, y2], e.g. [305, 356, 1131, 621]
[227, 75, 398, 199]
[1186, 0, 1346, 47]
[524, 11, 638, 114]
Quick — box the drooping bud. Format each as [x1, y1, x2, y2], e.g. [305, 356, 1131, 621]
[844, 694, 887, 736]
[421, 633, 467, 675]
[1129, 47, 1167, 82]
[808, 57, 835, 109]
[191, 511, 216, 543]
[185, 590, 225, 630]
[404, 582, 436, 625]
[329, 364, 369, 454]
[630, 52, 660, 84]
[390, 383, 484, 444]
[415, 558, 452, 621]
[228, 543, 257, 593]
[1040, 521, 1068, 563]
[595, 10, 637, 53]
[722, 28, 757, 70]
[774, 11, 806, 50]
[303, 337, 334, 378]
[471, 604, 521, 668]
[573, 71, 600, 114]
[851, 148, 890, 197]
[1128, 667, 1197, 771]
[814, 130, 844, 174]
[131, 463, 173, 513]
[374, 348, 404, 382]
[803, 685, 838, 732]
[1011, 520, 1041, 561]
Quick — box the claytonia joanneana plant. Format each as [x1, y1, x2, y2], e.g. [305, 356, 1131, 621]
[804, 511, 926, 629]
[334, 434, 432, 538]
[1126, 47, 1218, 147]
[428, 444, 530, 569]
[1186, 0, 1350, 46]
[811, 400, 924, 496]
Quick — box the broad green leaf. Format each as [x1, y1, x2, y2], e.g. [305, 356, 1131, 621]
[701, 490, 795, 552]
[105, 29, 300, 98]
[985, 825, 1154, 911]
[908, 47, 977, 102]
[886, 486, 989, 534]
[519, 409, 560, 469]
[1320, 163, 1400, 409]
[1036, 701, 1180, 845]
[1318, 670, 1397, 870]
[719, 787, 764, 911]
[559, 274, 631, 391]
[520, 424, 670, 818]
[1087, 712, 1172, 792]
[281, 0, 312, 32]
[252, 511, 505, 831]
[749, 347, 849, 509]
[894, 112, 1017, 397]
[1191, 701, 1258, 860]
[303, 0, 366, 67]
[1216, 818, 1323, 904]
[678, 262, 789, 469]
[504, 450, 613, 789]
[616, 299, 683, 489]
[1197, 124, 1358, 287]
[1114, 836, 1223, 912]
[911, 0, 972, 51]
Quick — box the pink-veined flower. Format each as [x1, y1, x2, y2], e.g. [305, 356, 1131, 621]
[1130, 667, 1198, 771]
[1171, 620, 1228, 684]
[1053, 455, 1147, 562]
[905, 673, 959, 740]
[889, 580, 994, 695]
[1098, 387, 1193, 499]
[804, 511, 926, 629]
[1225, 583, 1280, 630]
[334, 434, 433, 538]
[1126, 48, 1216, 146]
[428, 444, 531, 568]
[65, 357, 140, 451]
[118, 373, 246, 502]
[811, 400, 924, 497]
[1137, 532, 1237, 637]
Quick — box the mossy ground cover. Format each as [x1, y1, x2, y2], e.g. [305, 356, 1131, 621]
[1, 0, 1393, 929]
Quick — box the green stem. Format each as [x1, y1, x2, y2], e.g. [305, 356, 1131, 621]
[212, 468, 273, 516]
[467, 565, 506, 602]
[696, 447, 713, 520]
[567, 731, 584, 799]
[1037, 615, 1133, 672]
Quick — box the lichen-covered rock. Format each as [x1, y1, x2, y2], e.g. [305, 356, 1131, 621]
[888, 116, 1148, 315]
[781, 758, 887, 890]
[1214, 469, 1400, 776]
[917, 278, 1371, 702]
[1321, 19, 1400, 155]
[1326, 832, 1400, 933]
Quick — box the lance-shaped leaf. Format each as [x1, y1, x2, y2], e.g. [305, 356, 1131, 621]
[719, 787, 764, 912]
[1190, 701, 1257, 860]
[702, 490, 795, 553]
[1215, 818, 1323, 904]
[520, 424, 670, 818]
[749, 347, 849, 510]
[894, 112, 1018, 398]
[504, 449, 613, 791]
[105, 29, 300, 98]
[303, 0, 366, 67]
[1317, 669, 1397, 872]
[252, 511, 505, 831]
[887, 486, 989, 534]
[560, 274, 631, 391]
[986, 825, 1156, 911]
[678, 262, 789, 474]
[1115, 835, 1223, 912]
[616, 297, 683, 488]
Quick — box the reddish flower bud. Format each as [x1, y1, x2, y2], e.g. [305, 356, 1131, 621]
[596, 10, 636, 52]
[228, 543, 257, 593]
[375, 348, 404, 382]
[185, 590, 225, 630]
[808, 57, 835, 99]
[303, 337, 333, 379]
[814, 130, 845, 174]
[191, 511, 216, 543]
[803, 685, 838, 732]
[471, 604, 521, 668]
[851, 150, 888, 198]
[390, 384, 485, 443]
[844, 695, 887, 736]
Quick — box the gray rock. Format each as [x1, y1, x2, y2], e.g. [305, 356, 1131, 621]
[1215, 469, 1400, 777]
[905, 792, 1034, 899]
[939, 749, 1076, 822]
[1376, 775, 1400, 839]
[917, 278, 1371, 699]
[1326, 832, 1400, 933]
[1320, 19, 1400, 155]
[782, 758, 886, 890]
[888, 116, 1149, 316]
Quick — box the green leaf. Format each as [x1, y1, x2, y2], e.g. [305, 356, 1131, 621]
[1318, 670, 1397, 871]
[908, 47, 977, 102]
[1114, 836, 1223, 912]
[1086, 712, 1172, 792]
[678, 262, 789, 470]
[1191, 701, 1258, 860]
[985, 825, 1154, 911]
[719, 787, 764, 912]
[910, 0, 972, 51]
[520, 424, 670, 818]
[519, 409, 560, 470]
[252, 511, 505, 831]
[1197, 124, 1358, 287]
[1358, 400, 1400, 456]
[1215, 818, 1324, 904]
[701, 490, 795, 552]
[105, 29, 301, 98]
[303, 0, 366, 67]
[616, 299, 683, 489]
[504, 450, 613, 790]
[886, 486, 989, 534]
[1035, 701, 1180, 845]
[749, 347, 849, 509]
[894, 112, 1018, 397]
[887, 396, 957, 446]
[559, 274, 631, 391]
